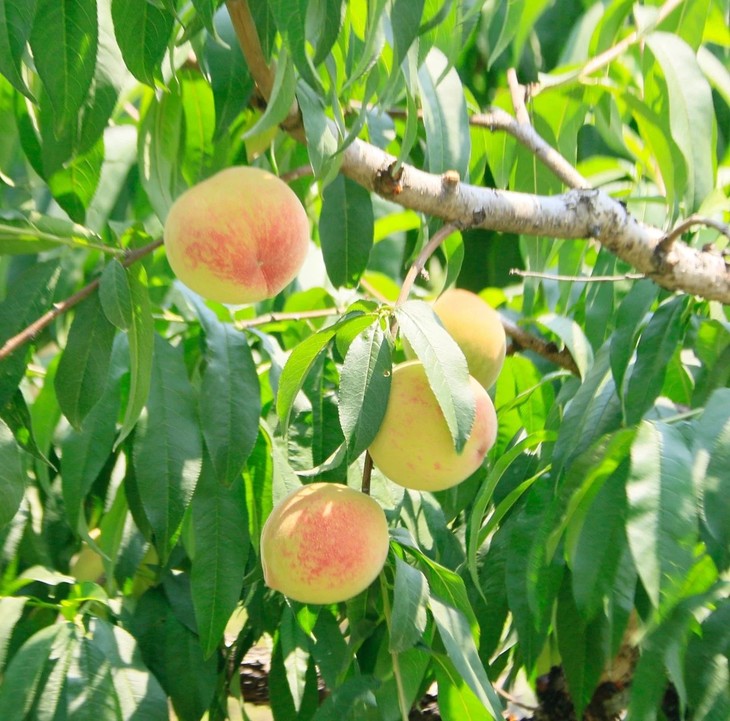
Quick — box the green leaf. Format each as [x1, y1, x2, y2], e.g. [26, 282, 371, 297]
[244, 47, 297, 140]
[645, 32, 715, 211]
[0, 418, 24, 530]
[0, 596, 27, 671]
[267, 0, 320, 89]
[389, 556, 429, 653]
[311, 0, 344, 65]
[626, 421, 696, 609]
[311, 675, 380, 721]
[132, 335, 202, 561]
[190, 297, 261, 485]
[536, 313, 593, 379]
[320, 174, 374, 288]
[692, 389, 730, 549]
[0, 624, 69, 721]
[191, 458, 249, 658]
[276, 312, 366, 434]
[131, 588, 218, 721]
[0, 210, 106, 254]
[116, 263, 154, 448]
[417, 47, 470, 178]
[0, 0, 36, 99]
[203, 6, 253, 138]
[338, 322, 391, 461]
[0, 260, 60, 408]
[111, 0, 174, 86]
[179, 69, 215, 186]
[83, 618, 168, 721]
[555, 576, 610, 719]
[1, 388, 51, 464]
[55, 294, 116, 429]
[609, 279, 657, 398]
[137, 80, 187, 220]
[552, 344, 622, 475]
[433, 654, 493, 721]
[429, 596, 503, 719]
[296, 79, 341, 183]
[391, 0, 425, 71]
[61, 345, 122, 532]
[624, 295, 689, 425]
[395, 300, 474, 452]
[99, 259, 133, 330]
[29, 0, 98, 137]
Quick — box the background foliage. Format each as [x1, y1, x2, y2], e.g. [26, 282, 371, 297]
[1, 0, 729, 720]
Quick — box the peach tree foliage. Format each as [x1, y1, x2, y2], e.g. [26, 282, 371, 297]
[0, 1, 729, 720]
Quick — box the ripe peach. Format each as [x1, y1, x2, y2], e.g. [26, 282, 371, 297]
[432, 288, 506, 390]
[261, 482, 390, 604]
[164, 166, 310, 304]
[368, 361, 497, 491]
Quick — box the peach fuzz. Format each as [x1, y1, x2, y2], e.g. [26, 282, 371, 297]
[368, 361, 497, 492]
[432, 288, 506, 390]
[260, 482, 390, 605]
[163, 166, 310, 304]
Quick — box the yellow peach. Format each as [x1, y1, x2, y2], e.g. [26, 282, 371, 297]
[261, 482, 390, 604]
[368, 361, 497, 491]
[164, 166, 310, 304]
[432, 288, 506, 390]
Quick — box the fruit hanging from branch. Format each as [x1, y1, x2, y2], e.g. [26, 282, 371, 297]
[163, 166, 310, 304]
[368, 360, 498, 492]
[260, 482, 390, 605]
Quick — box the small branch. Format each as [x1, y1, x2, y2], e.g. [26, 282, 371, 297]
[501, 317, 580, 376]
[470, 107, 590, 189]
[280, 165, 313, 184]
[0, 239, 163, 363]
[507, 68, 531, 126]
[395, 222, 461, 308]
[512, 269, 645, 282]
[656, 214, 730, 254]
[535, 0, 685, 93]
[236, 307, 340, 329]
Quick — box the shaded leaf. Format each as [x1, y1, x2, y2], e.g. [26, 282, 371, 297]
[320, 174, 374, 288]
[390, 556, 429, 653]
[0, 419, 24, 530]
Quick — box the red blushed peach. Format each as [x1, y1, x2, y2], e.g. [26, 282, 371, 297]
[164, 166, 310, 304]
[260, 482, 390, 605]
[368, 361, 497, 491]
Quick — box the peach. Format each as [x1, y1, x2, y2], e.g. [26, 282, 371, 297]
[164, 166, 310, 304]
[368, 361, 497, 491]
[261, 482, 390, 604]
[432, 288, 506, 390]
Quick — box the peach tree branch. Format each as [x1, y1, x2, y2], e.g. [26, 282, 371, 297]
[224, 0, 730, 304]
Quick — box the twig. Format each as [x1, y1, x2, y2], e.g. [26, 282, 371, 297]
[224, 0, 730, 303]
[511, 269, 645, 282]
[471, 107, 590, 189]
[236, 307, 340, 329]
[0, 239, 163, 362]
[535, 0, 685, 93]
[362, 452, 373, 495]
[395, 223, 461, 308]
[507, 68, 531, 126]
[496, 685, 538, 712]
[656, 214, 730, 254]
[280, 165, 313, 184]
[501, 317, 580, 376]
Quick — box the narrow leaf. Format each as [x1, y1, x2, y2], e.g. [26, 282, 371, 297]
[626, 421, 696, 608]
[389, 557, 429, 653]
[395, 300, 474, 452]
[536, 313, 593, 379]
[338, 323, 391, 460]
[625, 295, 689, 425]
[0, 0, 36, 98]
[99, 259, 133, 330]
[429, 596, 503, 719]
[320, 174, 374, 288]
[417, 47, 470, 178]
[55, 294, 116, 429]
[132, 335, 202, 561]
[191, 458, 249, 658]
[29, 0, 98, 137]
[296, 79, 341, 182]
[0, 419, 24, 530]
[111, 0, 174, 86]
[192, 297, 261, 485]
